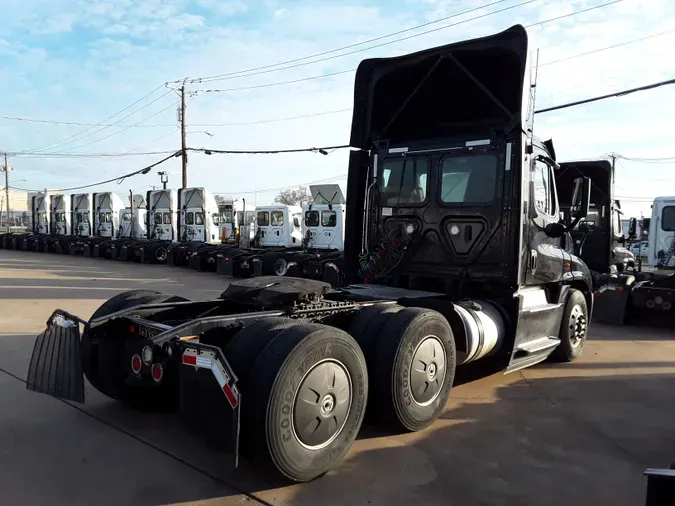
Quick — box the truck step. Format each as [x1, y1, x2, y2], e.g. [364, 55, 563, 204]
[506, 336, 561, 374]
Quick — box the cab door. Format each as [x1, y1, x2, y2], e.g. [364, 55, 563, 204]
[525, 155, 566, 285]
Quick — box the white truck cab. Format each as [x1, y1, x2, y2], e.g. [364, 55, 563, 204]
[648, 196, 675, 269]
[178, 187, 220, 244]
[119, 194, 148, 239]
[216, 197, 257, 244]
[49, 194, 71, 236]
[255, 205, 303, 248]
[32, 192, 53, 234]
[93, 192, 125, 238]
[215, 195, 238, 244]
[302, 184, 346, 251]
[71, 193, 93, 237]
[147, 189, 177, 241]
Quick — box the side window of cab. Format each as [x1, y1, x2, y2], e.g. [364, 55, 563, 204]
[532, 159, 558, 221]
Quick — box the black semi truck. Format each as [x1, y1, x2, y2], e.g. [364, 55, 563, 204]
[26, 25, 596, 482]
[555, 159, 636, 282]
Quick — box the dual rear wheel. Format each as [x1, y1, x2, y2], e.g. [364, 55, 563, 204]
[223, 305, 456, 481]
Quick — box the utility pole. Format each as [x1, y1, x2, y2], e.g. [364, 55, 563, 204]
[2, 153, 11, 232]
[609, 153, 617, 188]
[180, 85, 188, 188]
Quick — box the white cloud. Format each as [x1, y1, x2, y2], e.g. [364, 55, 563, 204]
[0, 0, 673, 217]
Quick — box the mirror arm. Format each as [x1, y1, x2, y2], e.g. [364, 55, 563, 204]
[564, 215, 584, 233]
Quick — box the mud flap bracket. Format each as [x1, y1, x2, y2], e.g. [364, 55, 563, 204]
[179, 343, 241, 468]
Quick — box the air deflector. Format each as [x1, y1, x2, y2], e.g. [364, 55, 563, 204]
[349, 24, 529, 147]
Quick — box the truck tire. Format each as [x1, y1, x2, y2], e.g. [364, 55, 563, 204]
[243, 323, 368, 482]
[549, 289, 588, 363]
[224, 317, 296, 382]
[81, 290, 188, 409]
[348, 303, 403, 363]
[371, 307, 456, 432]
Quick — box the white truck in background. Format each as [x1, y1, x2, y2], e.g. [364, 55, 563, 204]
[93, 192, 125, 238]
[71, 193, 94, 237]
[647, 196, 675, 269]
[302, 184, 346, 251]
[50, 194, 71, 236]
[147, 189, 177, 242]
[168, 187, 226, 267]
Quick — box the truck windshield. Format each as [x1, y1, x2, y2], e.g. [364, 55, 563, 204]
[379, 157, 429, 206]
[257, 211, 269, 226]
[322, 211, 337, 227]
[662, 205, 675, 231]
[220, 207, 234, 223]
[271, 211, 284, 226]
[185, 212, 194, 225]
[154, 213, 163, 224]
[195, 212, 205, 225]
[77, 213, 83, 223]
[163, 212, 171, 224]
[305, 210, 319, 227]
[440, 154, 498, 203]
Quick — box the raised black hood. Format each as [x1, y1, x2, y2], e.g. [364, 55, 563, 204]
[349, 24, 530, 148]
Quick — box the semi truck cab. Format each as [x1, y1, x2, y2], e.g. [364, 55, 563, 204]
[255, 205, 303, 247]
[50, 194, 71, 236]
[178, 187, 220, 244]
[147, 189, 177, 242]
[71, 193, 93, 237]
[303, 184, 346, 251]
[93, 192, 124, 238]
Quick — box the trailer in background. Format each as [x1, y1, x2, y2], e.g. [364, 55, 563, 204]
[592, 196, 674, 326]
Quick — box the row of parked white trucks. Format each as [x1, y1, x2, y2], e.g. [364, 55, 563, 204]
[2, 184, 347, 284]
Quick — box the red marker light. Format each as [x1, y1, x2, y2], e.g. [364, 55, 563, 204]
[182, 354, 197, 366]
[151, 363, 163, 383]
[130, 354, 142, 374]
[129, 325, 135, 333]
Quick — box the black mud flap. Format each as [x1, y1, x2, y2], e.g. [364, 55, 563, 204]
[26, 324, 85, 403]
[592, 284, 630, 325]
[179, 343, 241, 467]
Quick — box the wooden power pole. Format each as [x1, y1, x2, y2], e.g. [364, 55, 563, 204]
[2, 154, 10, 232]
[180, 85, 188, 188]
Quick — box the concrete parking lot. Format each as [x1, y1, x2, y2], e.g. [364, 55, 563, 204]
[0, 249, 673, 506]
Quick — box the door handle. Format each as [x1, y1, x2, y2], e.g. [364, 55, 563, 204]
[529, 249, 538, 274]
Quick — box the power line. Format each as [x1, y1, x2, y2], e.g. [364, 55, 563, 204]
[44, 95, 178, 154]
[19, 85, 168, 154]
[534, 77, 675, 114]
[0, 115, 174, 128]
[11, 152, 181, 192]
[214, 173, 347, 196]
[189, 144, 350, 155]
[188, 0, 626, 84]
[618, 154, 675, 162]
[9, 150, 177, 159]
[538, 27, 675, 67]
[180, 0, 516, 84]
[195, 2, 637, 95]
[0, 108, 353, 128]
[190, 0, 541, 84]
[17, 129, 181, 178]
[3, 21, 664, 137]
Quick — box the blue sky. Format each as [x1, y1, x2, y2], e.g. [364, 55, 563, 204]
[1, 0, 674, 217]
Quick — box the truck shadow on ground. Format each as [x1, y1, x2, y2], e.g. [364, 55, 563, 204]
[74, 367, 675, 506]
